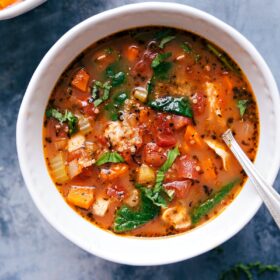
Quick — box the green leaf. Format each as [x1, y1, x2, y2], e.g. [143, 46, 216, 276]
[143, 146, 180, 208]
[95, 151, 124, 166]
[159, 36, 176, 49]
[181, 42, 192, 53]
[237, 99, 248, 117]
[191, 180, 239, 224]
[112, 72, 125, 87]
[46, 108, 78, 135]
[151, 52, 172, 68]
[154, 29, 173, 40]
[92, 81, 112, 107]
[113, 189, 160, 233]
[148, 96, 193, 118]
[113, 92, 128, 105]
[207, 43, 240, 74]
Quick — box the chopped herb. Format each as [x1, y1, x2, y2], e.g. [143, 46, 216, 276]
[149, 96, 193, 118]
[181, 42, 192, 53]
[151, 52, 172, 68]
[151, 52, 173, 80]
[220, 262, 280, 280]
[191, 180, 239, 224]
[95, 151, 124, 166]
[141, 146, 180, 207]
[114, 92, 128, 105]
[154, 29, 173, 41]
[105, 92, 128, 121]
[159, 36, 176, 49]
[92, 81, 112, 107]
[237, 99, 248, 117]
[114, 188, 160, 233]
[207, 43, 240, 74]
[111, 71, 125, 87]
[46, 108, 78, 135]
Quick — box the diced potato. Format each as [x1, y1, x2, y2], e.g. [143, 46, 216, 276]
[67, 159, 83, 179]
[161, 205, 191, 230]
[133, 87, 148, 103]
[67, 186, 94, 209]
[124, 189, 139, 207]
[92, 197, 110, 216]
[49, 152, 69, 183]
[204, 139, 230, 171]
[137, 164, 155, 184]
[68, 133, 85, 152]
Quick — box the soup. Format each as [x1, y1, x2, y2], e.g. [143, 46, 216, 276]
[43, 27, 259, 237]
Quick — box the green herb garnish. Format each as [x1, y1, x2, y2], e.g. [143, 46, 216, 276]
[92, 81, 112, 107]
[111, 71, 125, 87]
[181, 42, 192, 53]
[237, 99, 248, 117]
[151, 52, 172, 80]
[154, 29, 173, 41]
[95, 151, 124, 166]
[159, 36, 176, 49]
[141, 146, 180, 207]
[191, 180, 239, 224]
[46, 108, 78, 136]
[148, 96, 193, 118]
[114, 189, 160, 233]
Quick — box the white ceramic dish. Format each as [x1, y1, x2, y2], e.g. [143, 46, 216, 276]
[17, 2, 280, 265]
[0, 0, 46, 20]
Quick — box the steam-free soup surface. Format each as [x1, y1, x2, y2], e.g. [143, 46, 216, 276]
[43, 27, 259, 237]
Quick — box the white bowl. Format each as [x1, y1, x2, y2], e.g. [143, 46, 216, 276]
[16, 2, 280, 265]
[0, 0, 46, 20]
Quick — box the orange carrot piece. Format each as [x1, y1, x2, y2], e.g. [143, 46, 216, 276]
[100, 163, 128, 181]
[125, 45, 140, 62]
[67, 187, 94, 209]
[201, 158, 217, 180]
[71, 69, 90, 92]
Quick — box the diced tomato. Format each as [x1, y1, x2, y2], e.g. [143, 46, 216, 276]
[171, 115, 193, 130]
[83, 103, 96, 117]
[191, 92, 206, 115]
[67, 148, 87, 162]
[143, 142, 166, 167]
[164, 180, 192, 198]
[100, 163, 128, 181]
[154, 114, 176, 147]
[106, 184, 127, 200]
[79, 166, 95, 178]
[176, 155, 199, 180]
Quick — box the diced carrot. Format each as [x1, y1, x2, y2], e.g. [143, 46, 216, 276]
[125, 45, 140, 62]
[100, 163, 128, 181]
[0, 0, 16, 9]
[184, 125, 204, 147]
[67, 186, 94, 209]
[139, 108, 150, 124]
[201, 158, 217, 180]
[71, 69, 90, 92]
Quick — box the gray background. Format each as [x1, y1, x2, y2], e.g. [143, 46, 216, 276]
[0, 0, 279, 279]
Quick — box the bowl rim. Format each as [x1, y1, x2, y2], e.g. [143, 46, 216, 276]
[16, 2, 280, 265]
[0, 0, 46, 20]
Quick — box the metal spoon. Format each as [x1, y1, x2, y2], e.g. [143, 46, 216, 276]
[222, 129, 280, 229]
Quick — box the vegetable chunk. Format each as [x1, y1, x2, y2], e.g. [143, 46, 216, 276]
[71, 69, 90, 92]
[67, 186, 94, 209]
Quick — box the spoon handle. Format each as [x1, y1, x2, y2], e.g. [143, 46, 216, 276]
[222, 129, 280, 229]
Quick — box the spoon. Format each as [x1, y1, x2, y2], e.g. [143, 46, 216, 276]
[222, 129, 280, 229]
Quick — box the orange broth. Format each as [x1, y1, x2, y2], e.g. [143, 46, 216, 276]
[43, 27, 259, 237]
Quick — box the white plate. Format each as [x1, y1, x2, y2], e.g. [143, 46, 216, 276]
[16, 2, 280, 265]
[0, 0, 46, 20]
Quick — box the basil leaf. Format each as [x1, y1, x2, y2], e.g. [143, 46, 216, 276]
[143, 146, 180, 208]
[112, 71, 125, 87]
[149, 96, 193, 118]
[114, 189, 160, 233]
[95, 151, 124, 166]
[46, 108, 78, 136]
[191, 180, 239, 224]
[151, 52, 172, 68]
[159, 36, 176, 49]
[181, 42, 192, 53]
[237, 99, 248, 117]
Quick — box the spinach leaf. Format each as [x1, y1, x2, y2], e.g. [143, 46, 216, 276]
[104, 92, 128, 121]
[105, 63, 126, 87]
[237, 99, 248, 117]
[93, 81, 112, 107]
[148, 96, 193, 118]
[111, 71, 125, 87]
[142, 146, 180, 207]
[181, 42, 192, 53]
[95, 151, 124, 166]
[46, 108, 78, 136]
[159, 36, 176, 49]
[151, 52, 172, 80]
[191, 180, 239, 224]
[151, 52, 172, 68]
[114, 189, 160, 233]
